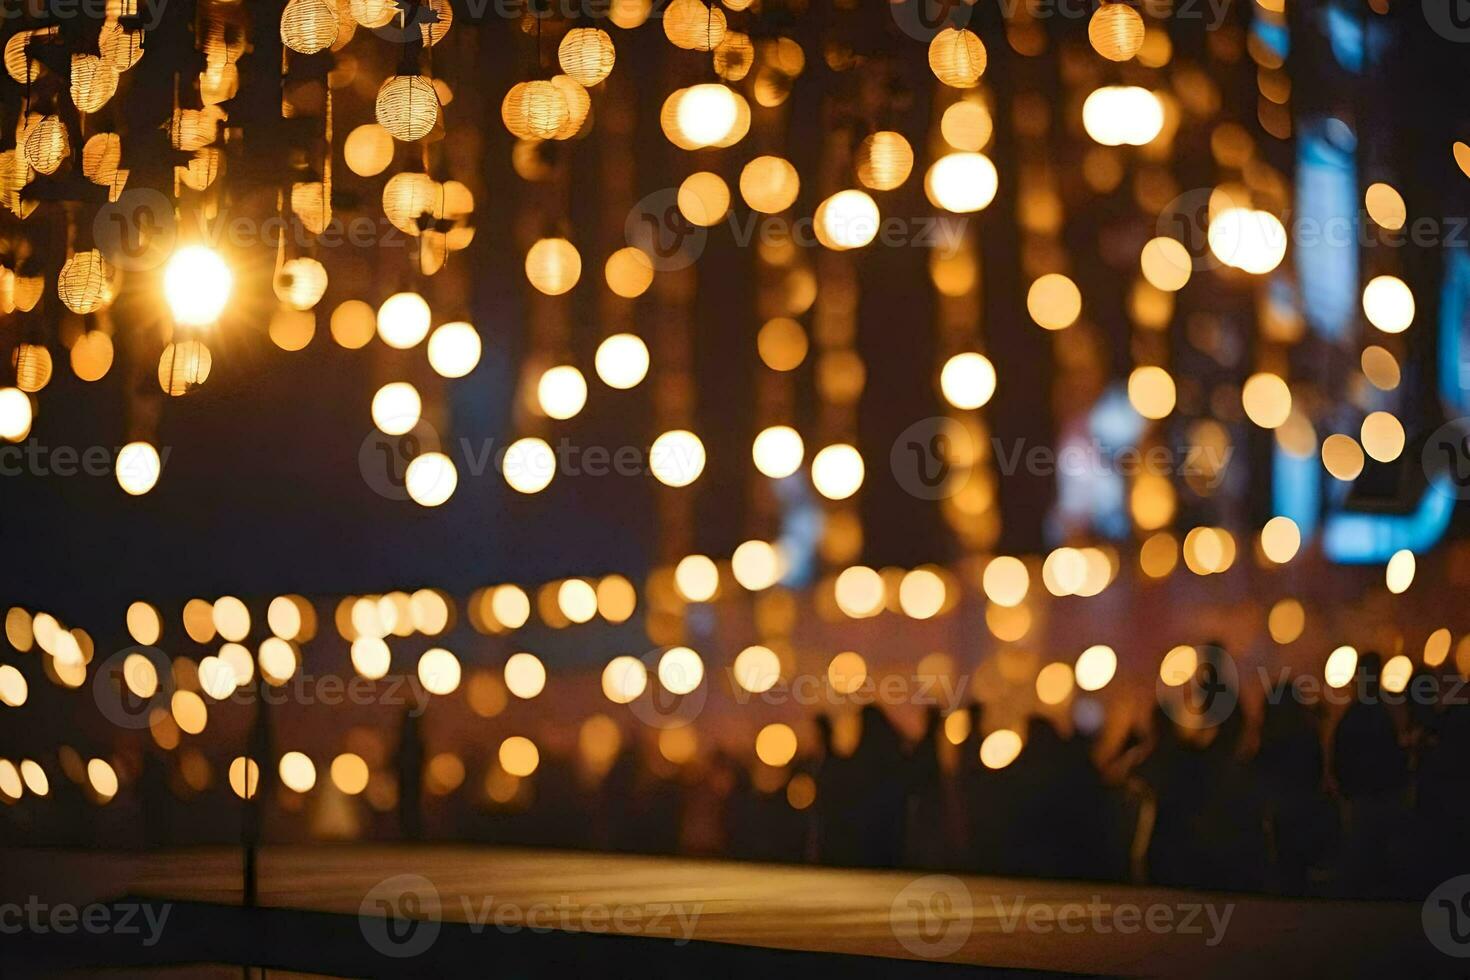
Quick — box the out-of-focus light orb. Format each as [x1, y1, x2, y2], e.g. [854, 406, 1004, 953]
[1208, 208, 1287, 274]
[525, 237, 582, 296]
[279, 751, 316, 793]
[732, 540, 782, 590]
[504, 652, 546, 699]
[1324, 645, 1357, 689]
[835, 565, 885, 618]
[815, 189, 879, 250]
[899, 568, 946, 619]
[537, 365, 588, 420]
[658, 646, 704, 694]
[558, 578, 598, 623]
[116, 441, 161, 495]
[1260, 516, 1301, 564]
[733, 644, 781, 693]
[258, 637, 298, 683]
[0, 664, 27, 707]
[1364, 182, 1406, 230]
[87, 758, 119, 800]
[983, 556, 1029, 607]
[499, 735, 540, 777]
[940, 99, 992, 151]
[0, 387, 32, 442]
[1127, 366, 1176, 420]
[344, 122, 394, 177]
[1426, 628, 1453, 667]
[676, 83, 738, 146]
[503, 436, 557, 493]
[371, 382, 421, 436]
[199, 656, 238, 700]
[925, 152, 998, 213]
[1081, 86, 1163, 146]
[1360, 411, 1405, 463]
[1386, 549, 1416, 594]
[739, 155, 799, 213]
[427, 321, 481, 378]
[674, 554, 720, 602]
[811, 443, 864, 500]
[594, 333, 650, 390]
[855, 131, 914, 191]
[650, 429, 706, 487]
[19, 759, 47, 796]
[1241, 372, 1292, 428]
[605, 246, 655, 298]
[1036, 662, 1074, 705]
[1321, 433, 1365, 481]
[164, 245, 232, 326]
[752, 425, 804, 478]
[418, 647, 461, 695]
[330, 753, 369, 795]
[351, 636, 391, 679]
[377, 292, 431, 349]
[405, 452, 457, 507]
[826, 651, 868, 695]
[1074, 645, 1117, 691]
[1381, 654, 1413, 694]
[1139, 237, 1192, 291]
[755, 722, 797, 767]
[677, 171, 730, 227]
[1089, 2, 1144, 61]
[980, 729, 1023, 769]
[1158, 645, 1198, 686]
[1361, 346, 1401, 390]
[229, 756, 260, 799]
[1268, 598, 1305, 644]
[757, 318, 808, 371]
[1027, 273, 1082, 330]
[1362, 275, 1414, 333]
[331, 300, 377, 349]
[940, 352, 996, 409]
[601, 655, 647, 703]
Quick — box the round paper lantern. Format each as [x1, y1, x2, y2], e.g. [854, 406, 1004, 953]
[855, 131, 914, 191]
[928, 27, 986, 88]
[291, 180, 331, 235]
[57, 249, 112, 314]
[713, 31, 754, 81]
[501, 80, 568, 140]
[551, 76, 591, 140]
[70, 54, 118, 113]
[82, 133, 123, 189]
[376, 75, 439, 142]
[665, 0, 726, 51]
[525, 238, 581, 296]
[1089, 3, 1145, 62]
[345, 123, 394, 176]
[170, 108, 217, 151]
[23, 115, 68, 174]
[382, 172, 441, 235]
[281, 0, 338, 54]
[274, 257, 329, 311]
[350, 0, 395, 27]
[558, 27, 615, 86]
[98, 22, 144, 71]
[420, 0, 453, 46]
[158, 340, 213, 396]
[179, 148, 222, 191]
[12, 343, 52, 393]
[739, 155, 799, 213]
[70, 331, 113, 382]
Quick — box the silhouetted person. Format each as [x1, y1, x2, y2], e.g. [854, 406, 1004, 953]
[814, 713, 862, 865]
[396, 705, 425, 841]
[1332, 652, 1410, 898]
[1258, 683, 1331, 894]
[1410, 666, 1470, 894]
[1137, 704, 1209, 888]
[904, 707, 948, 868]
[1197, 705, 1267, 892]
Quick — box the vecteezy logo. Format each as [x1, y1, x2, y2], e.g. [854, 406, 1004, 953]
[1424, 874, 1470, 957]
[359, 418, 441, 502]
[1423, 417, 1470, 500]
[890, 875, 972, 958]
[1157, 646, 1239, 730]
[625, 189, 706, 272]
[890, 417, 973, 500]
[626, 648, 709, 730]
[359, 874, 441, 959]
[94, 188, 175, 272]
[92, 645, 171, 730]
[1155, 186, 1224, 273]
[368, 0, 447, 45]
[889, 0, 974, 41]
[1424, 0, 1470, 42]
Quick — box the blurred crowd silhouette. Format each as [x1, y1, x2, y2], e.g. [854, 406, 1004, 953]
[7, 647, 1467, 902]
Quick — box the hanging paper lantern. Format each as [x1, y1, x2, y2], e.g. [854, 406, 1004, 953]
[501, 80, 568, 141]
[98, 22, 144, 71]
[382, 172, 442, 236]
[350, 0, 396, 28]
[170, 108, 219, 151]
[928, 27, 986, 89]
[70, 331, 113, 382]
[274, 257, 329, 311]
[1089, 3, 1145, 62]
[551, 76, 591, 140]
[420, 0, 453, 46]
[70, 54, 119, 113]
[291, 181, 332, 236]
[82, 133, 127, 199]
[158, 340, 212, 397]
[558, 27, 616, 86]
[23, 115, 68, 174]
[376, 75, 440, 142]
[12, 343, 52, 393]
[525, 238, 582, 296]
[57, 249, 113, 315]
[5, 29, 52, 85]
[855, 131, 914, 191]
[178, 148, 222, 191]
[713, 32, 754, 81]
[281, 0, 339, 53]
[664, 0, 726, 51]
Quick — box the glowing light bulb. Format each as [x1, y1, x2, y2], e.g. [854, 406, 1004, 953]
[164, 246, 232, 326]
